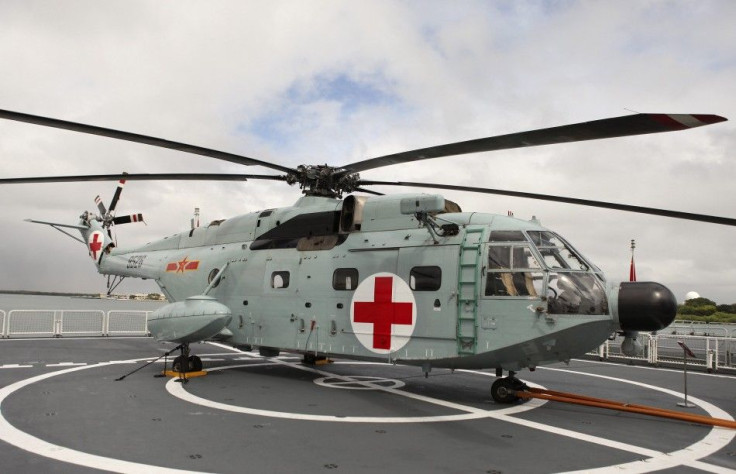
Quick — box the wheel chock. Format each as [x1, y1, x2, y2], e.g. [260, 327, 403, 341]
[303, 354, 332, 365]
[162, 370, 208, 378]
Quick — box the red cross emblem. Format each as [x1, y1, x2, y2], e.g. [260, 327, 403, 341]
[88, 231, 104, 260]
[350, 273, 416, 354]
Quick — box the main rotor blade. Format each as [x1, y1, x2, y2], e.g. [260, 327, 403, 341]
[0, 109, 296, 175]
[354, 187, 384, 196]
[360, 180, 736, 226]
[0, 173, 288, 184]
[341, 113, 727, 173]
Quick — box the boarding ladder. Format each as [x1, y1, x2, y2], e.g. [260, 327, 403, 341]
[456, 226, 485, 355]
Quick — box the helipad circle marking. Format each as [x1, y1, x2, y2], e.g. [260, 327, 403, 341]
[167, 361, 546, 422]
[314, 375, 406, 390]
[0, 361, 202, 473]
[172, 356, 736, 472]
[166, 376, 543, 423]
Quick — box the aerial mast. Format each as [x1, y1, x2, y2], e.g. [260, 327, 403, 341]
[191, 207, 200, 229]
[629, 239, 637, 282]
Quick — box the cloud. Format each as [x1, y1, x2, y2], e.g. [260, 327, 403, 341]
[0, 1, 734, 304]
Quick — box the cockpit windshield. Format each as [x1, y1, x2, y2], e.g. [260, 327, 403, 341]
[526, 231, 588, 271]
[546, 272, 608, 314]
[484, 229, 608, 314]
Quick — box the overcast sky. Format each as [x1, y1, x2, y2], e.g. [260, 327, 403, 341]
[0, 1, 734, 303]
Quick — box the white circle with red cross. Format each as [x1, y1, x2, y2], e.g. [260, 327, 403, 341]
[350, 272, 417, 355]
[87, 230, 105, 261]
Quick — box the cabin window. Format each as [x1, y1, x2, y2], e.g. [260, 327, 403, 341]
[333, 268, 359, 290]
[485, 245, 543, 297]
[271, 271, 290, 289]
[410, 266, 442, 291]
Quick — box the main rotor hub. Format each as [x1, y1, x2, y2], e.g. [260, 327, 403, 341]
[286, 165, 360, 198]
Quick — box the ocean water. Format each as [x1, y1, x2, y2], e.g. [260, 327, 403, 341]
[0, 294, 166, 312]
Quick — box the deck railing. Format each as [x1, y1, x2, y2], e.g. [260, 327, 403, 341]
[590, 333, 736, 371]
[2, 310, 151, 338]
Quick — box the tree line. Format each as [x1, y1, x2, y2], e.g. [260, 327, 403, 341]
[677, 297, 736, 323]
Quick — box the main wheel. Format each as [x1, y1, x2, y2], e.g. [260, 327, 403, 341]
[491, 378, 521, 404]
[172, 355, 187, 372]
[189, 355, 203, 372]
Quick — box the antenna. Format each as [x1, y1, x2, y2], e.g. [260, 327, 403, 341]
[629, 239, 637, 282]
[191, 207, 200, 229]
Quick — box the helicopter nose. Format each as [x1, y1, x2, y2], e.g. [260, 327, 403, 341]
[617, 282, 677, 331]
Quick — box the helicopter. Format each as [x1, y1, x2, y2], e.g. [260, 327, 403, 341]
[0, 108, 732, 403]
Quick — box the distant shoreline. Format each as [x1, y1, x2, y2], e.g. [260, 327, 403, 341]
[0, 290, 165, 301]
[0, 289, 99, 298]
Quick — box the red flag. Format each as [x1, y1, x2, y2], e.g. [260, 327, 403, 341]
[629, 256, 637, 282]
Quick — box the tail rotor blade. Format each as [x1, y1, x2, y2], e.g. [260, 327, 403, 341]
[94, 195, 107, 216]
[112, 213, 144, 225]
[108, 174, 127, 213]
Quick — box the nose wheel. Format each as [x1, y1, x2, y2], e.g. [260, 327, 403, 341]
[491, 373, 527, 404]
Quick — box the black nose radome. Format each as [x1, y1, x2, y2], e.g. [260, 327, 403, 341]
[618, 282, 677, 331]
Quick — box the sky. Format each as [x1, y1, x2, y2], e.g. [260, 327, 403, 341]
[0, 1, 734, 303]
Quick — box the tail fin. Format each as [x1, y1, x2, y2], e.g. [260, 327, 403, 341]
[26, 216, 114, 267]
[25, 176, 142, 268]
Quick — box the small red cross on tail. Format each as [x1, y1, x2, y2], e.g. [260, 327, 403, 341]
[350, 273, 416, 354]
[88, 230, 105, 260]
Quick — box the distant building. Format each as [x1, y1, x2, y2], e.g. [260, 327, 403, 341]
[98, 292, 165, 300]
[685, 291, 701, 301]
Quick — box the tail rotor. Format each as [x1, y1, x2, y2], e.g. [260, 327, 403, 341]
[94, 195, 107, 216]
[112, 213, 144, 225]
[93, 173, 145, 233]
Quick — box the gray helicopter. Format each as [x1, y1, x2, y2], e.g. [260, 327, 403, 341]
[0, 109, 731, 402]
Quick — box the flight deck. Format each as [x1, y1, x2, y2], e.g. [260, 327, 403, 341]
[0, 337, 734, 473]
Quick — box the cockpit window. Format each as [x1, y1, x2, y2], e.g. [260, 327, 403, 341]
[486, 245, 543, 297]
[527, 231, 588, 271]
[488, 246, 541, 270]
[489, 230, 527, 242]
[547, 272, 608, 314]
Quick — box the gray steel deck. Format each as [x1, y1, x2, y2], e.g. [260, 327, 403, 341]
[0, 337, 734, 473]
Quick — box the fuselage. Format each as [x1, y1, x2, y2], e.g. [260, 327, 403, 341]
[91, 193, 668, 372]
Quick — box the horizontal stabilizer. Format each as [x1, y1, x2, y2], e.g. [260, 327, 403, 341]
[24, 219, 87, 230]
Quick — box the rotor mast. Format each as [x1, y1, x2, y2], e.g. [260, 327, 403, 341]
[286, 165, 361, 198]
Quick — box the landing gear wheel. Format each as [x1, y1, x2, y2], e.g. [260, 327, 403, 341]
[172, 355, 186, 373]
[188, 355, 203, 372]
[491, 377, 524, 404]
[172, 355, 202, 372]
